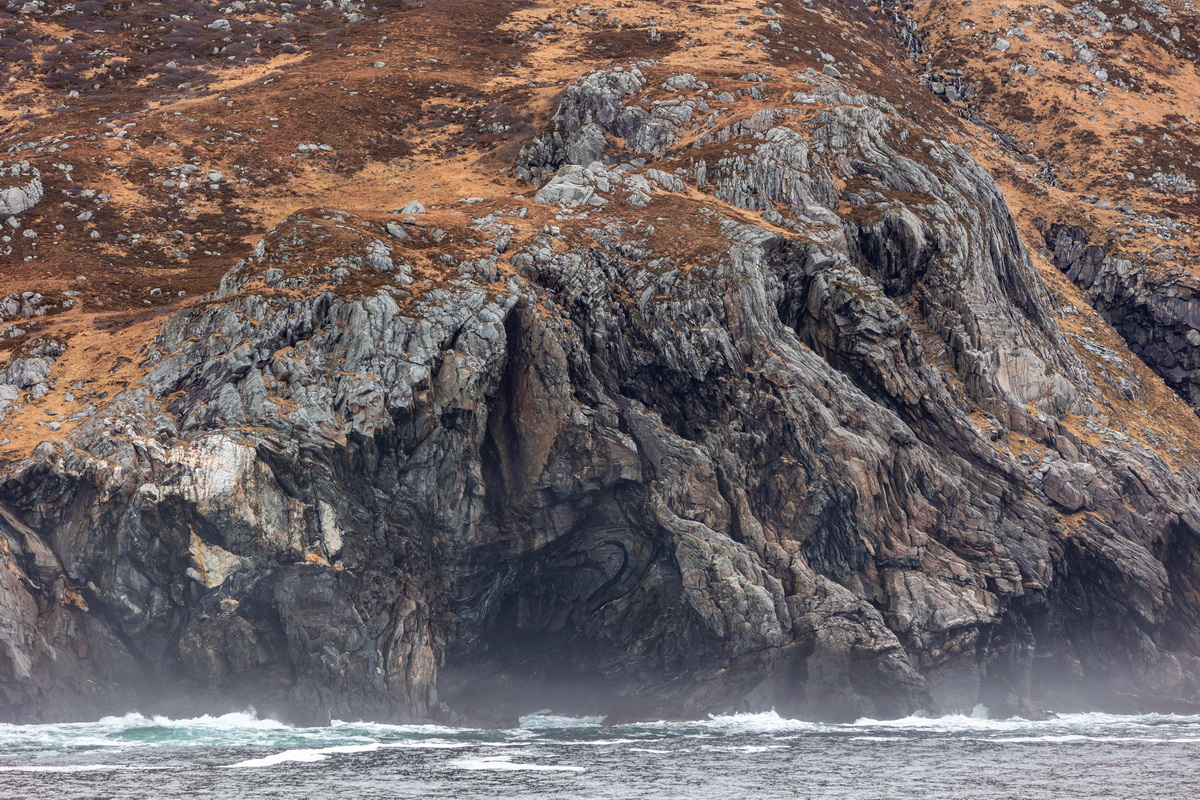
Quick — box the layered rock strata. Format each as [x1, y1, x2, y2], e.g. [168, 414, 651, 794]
[3, 64, 1200, 727]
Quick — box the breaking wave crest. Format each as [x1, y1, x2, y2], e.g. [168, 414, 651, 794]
[3, 707, 1200, 800]
[3, 707, 1199, 772]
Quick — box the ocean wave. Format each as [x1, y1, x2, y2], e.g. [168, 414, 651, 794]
[618, 709, 1200, 736]
[448, 754, 586, 772]
[4, 707, 1199, 759]
[329, 719, 473, 735]
[700, 744, 789, 753]
[989, 735, 1200, 744]
[551, 738, 646, 746]
[0, 710, 294, 746]
[0, 764, 151, 772]
[225, 738, 483, 768]
[519, 712, 606, 729]
[626, 711, 822, 733]
[226, 743, 383, 768]
[0, 711, 479, 753]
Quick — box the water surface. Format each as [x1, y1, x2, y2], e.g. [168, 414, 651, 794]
[1, 709, 1196, 798]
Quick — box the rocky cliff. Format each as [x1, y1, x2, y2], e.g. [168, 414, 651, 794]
[2, 0, 1200, 726]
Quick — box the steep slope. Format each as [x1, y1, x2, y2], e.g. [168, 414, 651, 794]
[2, 0, 1200, 725]
[884, 0, 1200, 411]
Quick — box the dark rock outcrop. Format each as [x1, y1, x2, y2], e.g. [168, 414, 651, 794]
[1040, 221, 1200, 409]
[3, 67, 1200, 727]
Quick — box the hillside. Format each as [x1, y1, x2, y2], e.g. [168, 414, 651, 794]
[2, 0, 1200, 724]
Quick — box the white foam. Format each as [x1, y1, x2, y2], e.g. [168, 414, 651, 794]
[6, 707, 1200, 762]
[96, 711, 287, 731]
[518, 713, 605, 730]
[849, 714, 1016, 731]
[226, 750, 329, 768]
[330, 720, 471, 735]
[226, 743, 382, 768]
[612, 708, 1200, 739]
[0, 764, 148, 772]
[449, 755, 586, 772]
[991, 735, 1200, 744]
[701, 744, 788, 753]
[629, 710, 820, 733]
[0, 709, 296, 751]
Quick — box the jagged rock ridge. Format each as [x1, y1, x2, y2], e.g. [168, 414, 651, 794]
[1042, 221, 1200, 408]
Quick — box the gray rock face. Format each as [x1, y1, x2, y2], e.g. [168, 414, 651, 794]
[3, 69, 1200, 727]
[1041, 221, 1200, 408]
[1041, 460, 1096, 513]
[534, 164, 609, 207]
[0, 162, 43, 218]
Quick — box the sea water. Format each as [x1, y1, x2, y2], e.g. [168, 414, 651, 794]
[1, 709, 1197, 798]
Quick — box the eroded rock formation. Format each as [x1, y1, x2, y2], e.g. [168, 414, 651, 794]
[3, 57, 1200, 727]
[1041, 221, 1200, 409]
[0, 162, 42, 220]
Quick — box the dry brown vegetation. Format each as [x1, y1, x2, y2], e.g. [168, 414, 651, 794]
[2, 0, 1200, 460]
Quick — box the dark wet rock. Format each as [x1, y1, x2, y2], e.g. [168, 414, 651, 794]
[1039, 221, 1200, 408]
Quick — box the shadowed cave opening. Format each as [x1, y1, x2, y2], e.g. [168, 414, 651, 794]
[439, 518, 675, 725]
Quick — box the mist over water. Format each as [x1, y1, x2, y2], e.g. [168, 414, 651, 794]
[1, 710, 1197, 798]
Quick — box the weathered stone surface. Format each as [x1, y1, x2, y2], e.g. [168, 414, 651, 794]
[1041, 222, 1200, 408]
[2, 68, 1200, 729]
[1041, 460, 1095, 512]
[0, 162, 43, 218]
